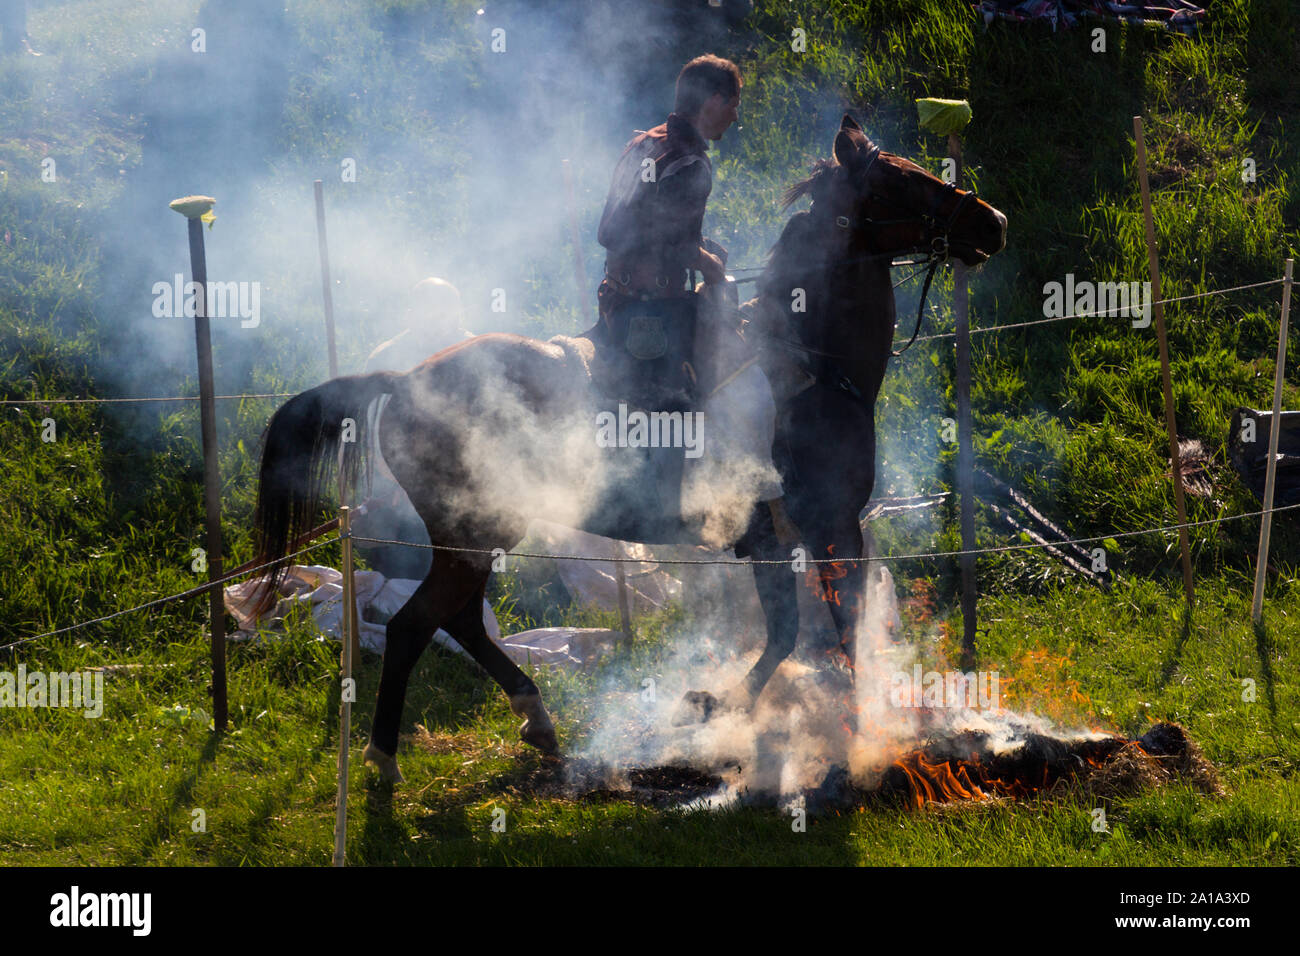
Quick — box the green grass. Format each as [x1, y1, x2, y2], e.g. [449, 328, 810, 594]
[1, 576, 1295, 865]
[2, 0, 1299, 865]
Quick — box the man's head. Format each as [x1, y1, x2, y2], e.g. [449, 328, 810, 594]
[674, 55, 741, 141]
[407, 276, 466, 342]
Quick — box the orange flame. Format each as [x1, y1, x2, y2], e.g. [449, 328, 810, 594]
[804, 544, 850, 605]
[890, 740, 1131, 807]
[891, 752, 989, 808]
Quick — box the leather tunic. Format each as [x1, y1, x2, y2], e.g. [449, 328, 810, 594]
[597, 112, 712, 289]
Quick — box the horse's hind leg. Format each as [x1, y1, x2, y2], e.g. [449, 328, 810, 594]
[363, 554, 486, 782]
[442, 579, 558, 755]
[675, 502, 799, 724]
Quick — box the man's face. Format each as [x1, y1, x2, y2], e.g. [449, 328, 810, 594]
[697, 91, 740, 141]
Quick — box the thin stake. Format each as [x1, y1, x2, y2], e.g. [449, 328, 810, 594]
[948, 132, 977, 666]
[172, 198, 228, 733]
[318, 176, 357, 650]
[561, 159, 591, 318]
[1253, 258, 1294, 624]
[566, 157, 634, 641]
[315, 180, 339, 379]
[333, 505, 355, 867]
[615, 557, 634, 649]
[1133, 116, 1195, 607]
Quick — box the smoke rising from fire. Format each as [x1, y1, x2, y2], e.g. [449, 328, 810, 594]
[572, 556, 1107, 808]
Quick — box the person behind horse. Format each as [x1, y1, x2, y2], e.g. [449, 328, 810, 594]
[588, 54, 798, 547]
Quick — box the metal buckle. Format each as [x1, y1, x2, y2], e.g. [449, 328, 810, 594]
[656, 275, 669, 289]
[835, 215, 851, 229]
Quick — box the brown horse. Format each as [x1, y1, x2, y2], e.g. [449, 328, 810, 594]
[249, 115, 1005, 782]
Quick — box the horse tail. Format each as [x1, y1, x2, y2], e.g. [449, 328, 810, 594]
[247, 371, 400, 614]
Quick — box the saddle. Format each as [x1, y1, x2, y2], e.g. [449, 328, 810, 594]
[548, 281, 766, 549]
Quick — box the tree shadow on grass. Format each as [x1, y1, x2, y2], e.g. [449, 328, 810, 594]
[135, 730, 222, 863]
[1155, 603, 1194, 692]
[354, 748, 864, 865]
[1252, 619, 1279, 722]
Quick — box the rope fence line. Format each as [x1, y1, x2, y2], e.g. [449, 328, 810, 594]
[1, 266, 1292, 649]
[908, 276, 1287, 344]
[7, 498, 1299, 654]
[1, 392, 294, 406]
[354, 499, 1300, 565]
[0, 278, 1284, 409]
[0, 537, 338, 653]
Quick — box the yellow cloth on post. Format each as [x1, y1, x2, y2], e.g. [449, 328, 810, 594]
[915, 98, 972, 136]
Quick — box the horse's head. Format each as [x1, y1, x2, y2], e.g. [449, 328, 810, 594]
[784, 114, 1006, 266]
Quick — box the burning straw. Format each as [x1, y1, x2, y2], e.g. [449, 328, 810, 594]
[563, 562, 1220, 813]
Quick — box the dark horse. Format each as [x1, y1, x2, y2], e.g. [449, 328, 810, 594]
[249, 116, 1005, 782]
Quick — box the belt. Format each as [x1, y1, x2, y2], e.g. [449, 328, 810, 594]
[604, 260, 692, 298]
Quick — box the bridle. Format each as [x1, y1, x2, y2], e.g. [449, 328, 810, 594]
[734, 144, 983, 394]
[830, 144, 979, 356]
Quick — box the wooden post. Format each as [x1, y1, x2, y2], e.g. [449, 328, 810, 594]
[333, 505, 355, 867]
[561, 159, 591, 318]
[615, 556, 634, 649]
[949, 132, 977, 666]
[1133, 117, 1195, 607]
[567, 156, 635, 644]
[317, 176, 358, 654]
[1252, 258, 1294, 624]
[170, 195, 228, 733]
[315, 180, 339, 379]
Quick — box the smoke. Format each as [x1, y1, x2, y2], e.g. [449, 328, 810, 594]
[571, 557, 1105, 810]
[67, 1, 764, 451]
[16, 2, 1038, 793]
[24, 0, 961, 531]
[570, 560, 905, 809]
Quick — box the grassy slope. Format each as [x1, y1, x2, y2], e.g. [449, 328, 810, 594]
[0, 0, 1297, 865]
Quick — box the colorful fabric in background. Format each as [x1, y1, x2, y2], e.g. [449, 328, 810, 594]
[972, 1, 1207, 35]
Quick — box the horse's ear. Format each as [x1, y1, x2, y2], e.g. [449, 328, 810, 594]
[833, 128, 860, 169]
[840, 113, 862, 132]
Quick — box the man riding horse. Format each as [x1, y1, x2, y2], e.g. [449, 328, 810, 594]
[587, 54, 801, 547]
[249, 100, 1007, 782]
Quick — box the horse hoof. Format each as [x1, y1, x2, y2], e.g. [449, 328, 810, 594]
[672, 690, 721, 726]
[362, 742, 404, 783]
[673, 686, 754, 726]
[521, 722, 560, 755]
[719, 684, 754, 714]
[510, 692, 560, 756]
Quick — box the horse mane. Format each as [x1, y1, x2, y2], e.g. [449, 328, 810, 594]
[780, 157, 836, 209]
[763, 133, 883, 298]
[757, 210, 818, 302]
[780, 127, 880, 209]
[766, 156, 841, 293]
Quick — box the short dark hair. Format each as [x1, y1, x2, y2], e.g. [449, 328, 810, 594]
[674, 55, 742, 118]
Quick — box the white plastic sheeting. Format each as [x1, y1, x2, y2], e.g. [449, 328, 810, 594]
[224, 564, 624, 668]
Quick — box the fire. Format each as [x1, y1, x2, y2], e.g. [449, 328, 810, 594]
[996, 647, 1099, 728]
[804, 544, 851, 606]
[888, 737, 1132, 807]
[891, 752, 989, 808]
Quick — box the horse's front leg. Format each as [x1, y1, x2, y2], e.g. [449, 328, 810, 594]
[814, 512, 869, 665]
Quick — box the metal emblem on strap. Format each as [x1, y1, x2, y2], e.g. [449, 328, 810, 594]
[625, 311, 668, 360]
